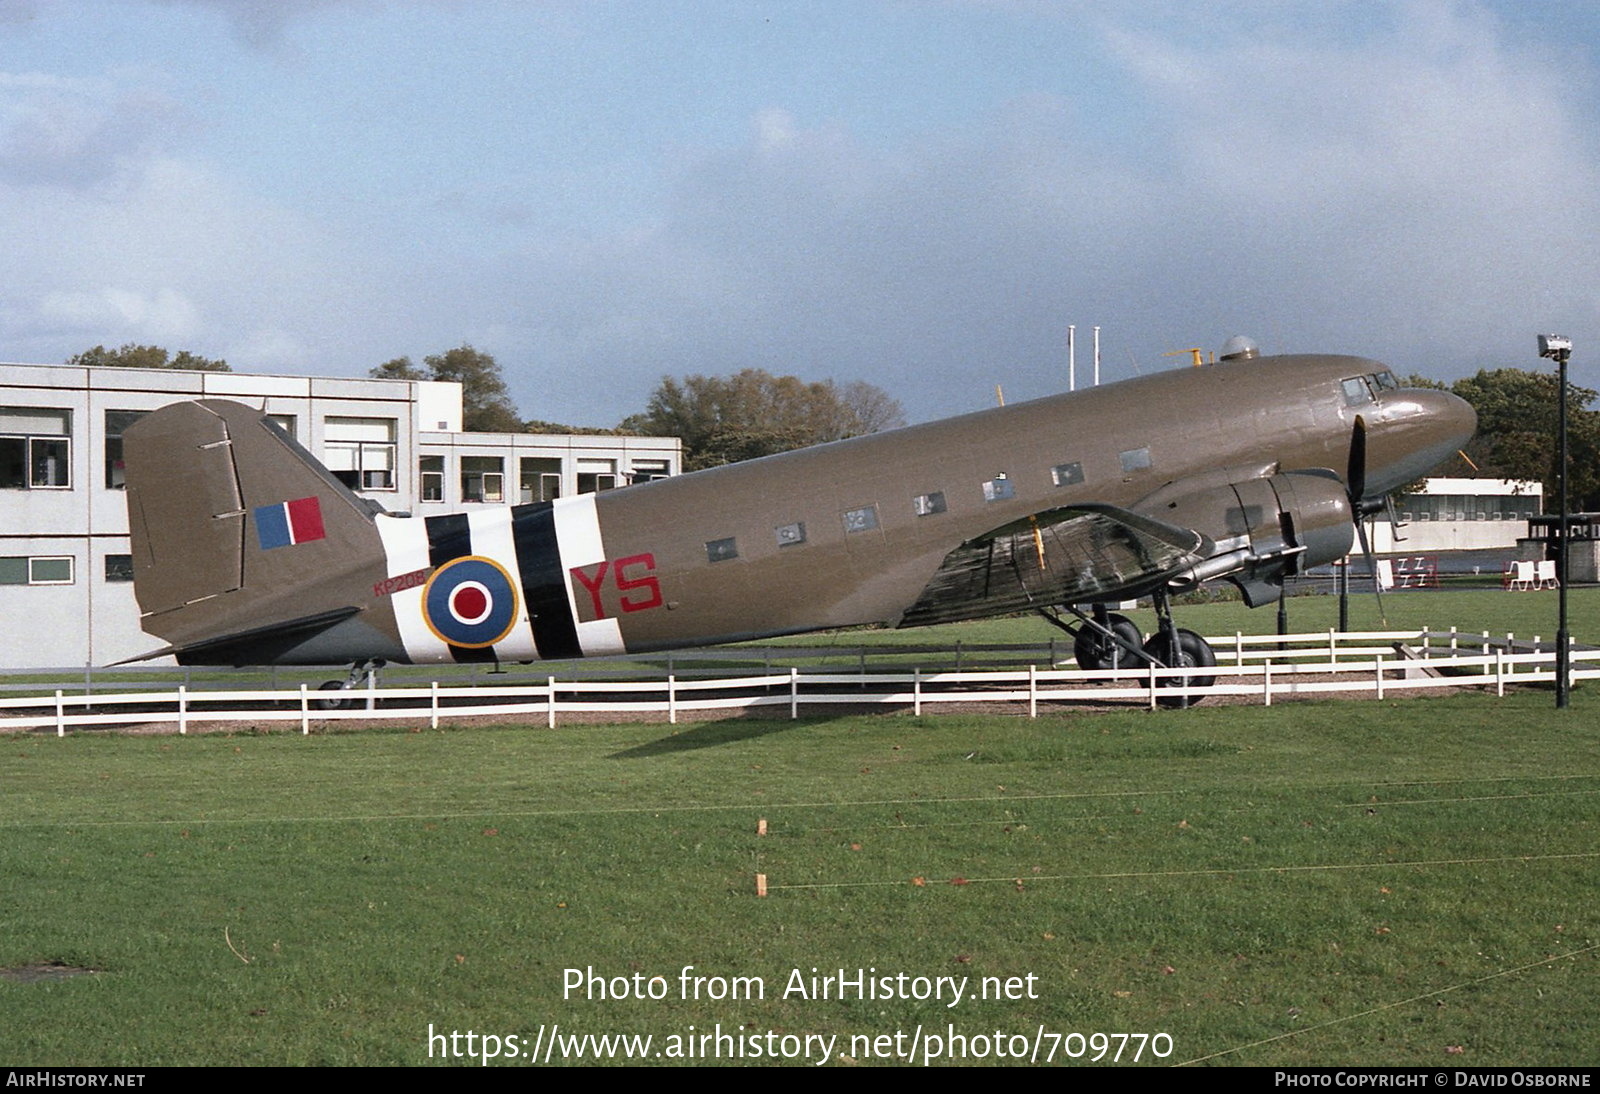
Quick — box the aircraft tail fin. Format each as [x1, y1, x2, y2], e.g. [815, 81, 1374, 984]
[122, 399, 399, 663]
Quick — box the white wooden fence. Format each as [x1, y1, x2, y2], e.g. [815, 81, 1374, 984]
[1, 629, 1594, 736]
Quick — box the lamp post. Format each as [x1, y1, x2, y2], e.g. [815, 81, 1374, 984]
[1537, 334, 1571, 709]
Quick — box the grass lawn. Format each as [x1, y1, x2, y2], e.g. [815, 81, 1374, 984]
[2, 635, 1596, 1066]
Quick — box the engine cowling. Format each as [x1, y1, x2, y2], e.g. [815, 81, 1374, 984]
[1139, 471, 1354, 606]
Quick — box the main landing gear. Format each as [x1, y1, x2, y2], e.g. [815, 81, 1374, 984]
[316, 659, 386, 710]
[1040, 592, 1217, 708]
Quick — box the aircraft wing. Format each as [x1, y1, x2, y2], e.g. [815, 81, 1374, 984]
[898, 504, 1211, 628]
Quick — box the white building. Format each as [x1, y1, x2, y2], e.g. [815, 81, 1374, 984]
[0, 362, 681, 668]
[1372, 477, 1543, 553]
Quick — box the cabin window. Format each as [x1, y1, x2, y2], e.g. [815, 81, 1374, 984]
[104, 555, 135, 582]
[324, 417, 397, 491]
[1118, 448, 1151, 473]
[706, 537, 739, 562]
[1051, 462, 1084, 487]
[1, 408, 71, 490]
[982, 475, 1014, 502]
[420, 455, 445, 502]
[460, 456, 504, 503]
[913, 491, 946, 516]
[1341, 377, 1374, 406]
[775, 522, 806, 547]
[103, 409, 148, 489]
[0, 556, 74, 585]
[843, 505, 879, 533]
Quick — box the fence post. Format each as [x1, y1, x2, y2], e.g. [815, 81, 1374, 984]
[1329, 627, 1337, 665]
[547, 676, 556, 729]
[790, 667, 799, 720]
[1028, 663, 1037, 719]
[55, 689, 64, 737]
[913, 667, 921, 717]
[300, 684, 309, 735]
[1482, 631, 1491, 675]
[178, 685, 187, 735]
[1263, 662, 1273, 707]
[430, 681, 439, 731]
[1235, 632, 1244, 666]
[667, 673, 677, 725]
[1148, 660, 1158, 711]
[1496, 648, 1504, 697]
[1375, 655, 1384, 700]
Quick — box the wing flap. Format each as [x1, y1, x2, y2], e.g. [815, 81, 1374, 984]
[898, 504, 1210, 628]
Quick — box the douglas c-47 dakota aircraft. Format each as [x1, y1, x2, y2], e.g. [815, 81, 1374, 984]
[121, 340, 1475, 706]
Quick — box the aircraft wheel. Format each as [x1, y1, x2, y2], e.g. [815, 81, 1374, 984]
[316, 680, 349, 711]
[1143, 628, 1218, 707]
[1073, 613, 1142, 671]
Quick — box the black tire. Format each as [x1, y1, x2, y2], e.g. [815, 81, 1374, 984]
[1073, 613, 1143, 671]
[316, 680, 349, 711]
[1142, 628, 1218, 707]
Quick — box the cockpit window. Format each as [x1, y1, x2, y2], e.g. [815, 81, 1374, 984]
[1341, 377, 1374, 406]
[1372, 371, 1400, 391]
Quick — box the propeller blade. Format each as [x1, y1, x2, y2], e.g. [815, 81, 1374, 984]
[1353, 514, 1387, 625]
[1347, 414, 1367, 505]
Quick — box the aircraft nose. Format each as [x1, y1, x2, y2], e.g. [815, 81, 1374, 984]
[1373, 388, 1477, 491]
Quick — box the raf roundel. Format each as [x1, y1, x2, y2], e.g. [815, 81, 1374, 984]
[421, 556, 521, 649]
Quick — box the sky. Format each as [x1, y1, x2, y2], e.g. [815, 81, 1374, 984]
[2, 0, 1598, 427]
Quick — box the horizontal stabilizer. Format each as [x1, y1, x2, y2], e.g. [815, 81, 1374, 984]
[114, 606, 363, 665]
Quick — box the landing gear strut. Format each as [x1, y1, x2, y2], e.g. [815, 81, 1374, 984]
[1038, 595, 1217, 708]
[1144, 589, 1217, 709]
[317, 659, 385, 711]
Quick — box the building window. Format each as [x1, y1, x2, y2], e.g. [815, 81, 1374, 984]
[631, 459, 670, 484]
[706, 537, 738, 562]
[1, 408, 71, 490]
[519, 457, 561, 503]
[843, 505, 879, 533]
[267, 414, 297, 440]
[775, 522, 806, 547]
[0, 556, 74, 585]
[577, 458, 617, 494]
[913, 492, 947, 516]
[420, 455, 445, 502]
[982, 475, 1014, 502]
[324, 417, 397, 491]
[105, 555, 135, 582]
[1051, 462, 1084, 487]
[104, 409, 148, 489]
[461, 456, 504, 503]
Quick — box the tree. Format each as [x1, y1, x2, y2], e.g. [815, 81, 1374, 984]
[370, 345, 522, 432]
[1449, 368, 1600, 510]
[622, 368, 906, 471]
[68, 343, 229, 371]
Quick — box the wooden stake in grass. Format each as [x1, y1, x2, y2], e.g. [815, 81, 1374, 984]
[755, 873, 768, 897]
[756, 817, 767, 836]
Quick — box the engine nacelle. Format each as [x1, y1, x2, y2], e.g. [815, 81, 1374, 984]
[1142, 471, 1354, 606]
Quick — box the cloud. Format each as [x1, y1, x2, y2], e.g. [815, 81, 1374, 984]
[0, 72, 187, 188]
[484, 2, 1600, 424]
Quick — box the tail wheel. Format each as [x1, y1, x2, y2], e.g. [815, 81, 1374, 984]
[1073, 613, 1143, 671]
[1142, 628, 1218, 706]
[316, 680, 349, 711]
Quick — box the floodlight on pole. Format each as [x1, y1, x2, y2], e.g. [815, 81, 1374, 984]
[1537, 333, 1572, 710]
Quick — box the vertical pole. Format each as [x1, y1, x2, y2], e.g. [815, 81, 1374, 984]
[430, 681, 439, 731]
[300, 684, 309, 735]
[1557, 350, 1571, 708]
[1067, 324, 1075, 392]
